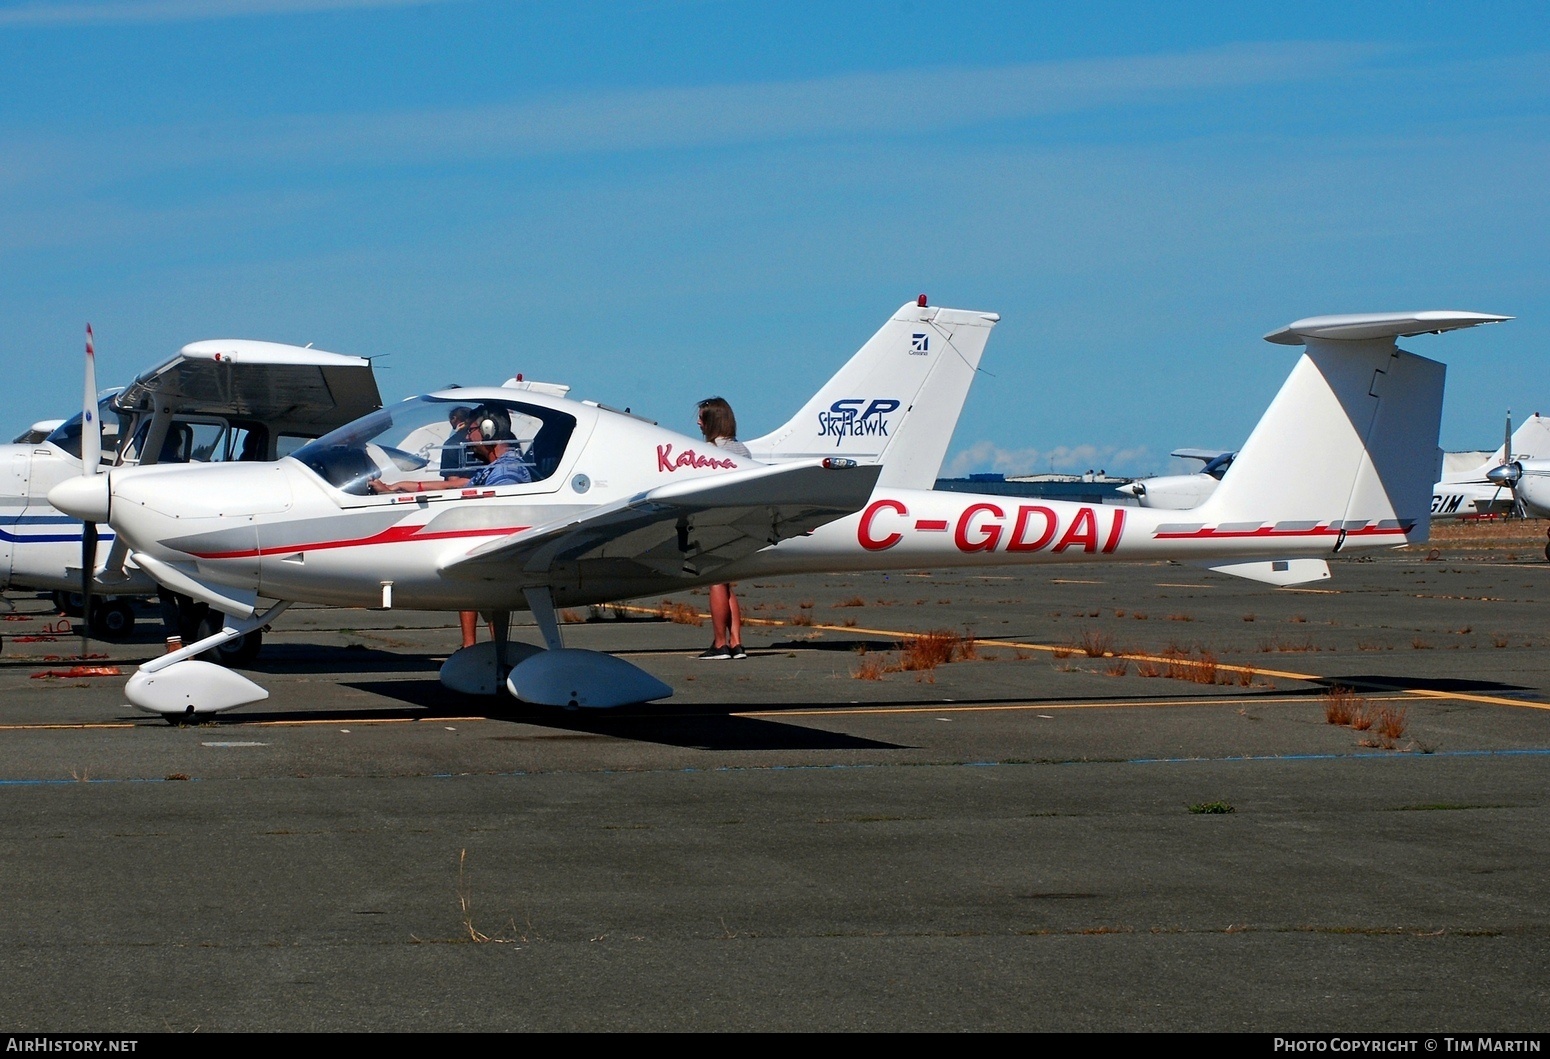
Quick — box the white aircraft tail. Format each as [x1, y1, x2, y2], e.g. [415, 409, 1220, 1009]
[744, 298, 999, 489]
[1196, 311, 1509, 546]
[1473, 412, 1550, 470]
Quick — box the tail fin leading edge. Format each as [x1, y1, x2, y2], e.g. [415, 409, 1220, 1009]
[744, 301, 999, 489]
[1199, 311, 1508, 546]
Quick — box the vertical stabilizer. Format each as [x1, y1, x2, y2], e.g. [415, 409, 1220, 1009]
[1199, 311, 1508, 546]
[745, 300, 999, 489]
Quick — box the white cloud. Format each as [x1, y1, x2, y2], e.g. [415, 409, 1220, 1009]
[943, 440, 1156, 479]
[1, 40, 1390, 180]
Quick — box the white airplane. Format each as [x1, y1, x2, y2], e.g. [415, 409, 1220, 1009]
[1, 337, 381, 649]
[1481, 413, 1550, 525]
[1433, 411, 1550, 519]
[47, 298, 995, 716]
[1115, 448, 1234, 510]
[50, 305, 1501, 720]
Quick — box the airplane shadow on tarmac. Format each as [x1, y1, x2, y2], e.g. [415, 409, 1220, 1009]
[1311, 673, 1542, 699]
[218, 678, 910, 752]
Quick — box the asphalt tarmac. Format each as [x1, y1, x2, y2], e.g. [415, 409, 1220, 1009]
[2, 539, 1549, 1032]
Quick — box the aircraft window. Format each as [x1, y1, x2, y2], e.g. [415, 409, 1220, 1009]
[118, 418, 246, 466]
[276, 434, 310, 459]
[185, 422, 231, 463]
[45, 396, 127, 465]
[291, 397, 578, 495]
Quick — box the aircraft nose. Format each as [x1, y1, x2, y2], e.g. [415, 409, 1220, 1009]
[49, 474, 111, 523]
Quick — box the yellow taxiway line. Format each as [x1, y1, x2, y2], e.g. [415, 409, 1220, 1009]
[612, 602, 1550, 712]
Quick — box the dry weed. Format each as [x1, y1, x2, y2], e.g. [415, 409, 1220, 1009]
[1105, 658, 1130, 677]
[455, 849, 523, 945]
[852, 656, 887, 680]
[836, 597, 866, 608]
[1078, 628, 1112, 658]
[789, 612, 814, 627]
[657, 601, 705, 627]
[1323, 686, 1362, 726]
[1375, 704, 1408, 741]
[898, 630, 962, 671]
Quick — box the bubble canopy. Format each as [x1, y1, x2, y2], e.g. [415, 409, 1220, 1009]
[291, 395, 577, 495]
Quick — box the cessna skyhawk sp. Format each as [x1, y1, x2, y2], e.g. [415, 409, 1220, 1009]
[50, 299, 999, 716]
[1, 338, 381, 646]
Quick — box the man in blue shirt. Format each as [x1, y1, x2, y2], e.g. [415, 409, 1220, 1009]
[458, 405, 532, 487]
[371, 404, 532, 494]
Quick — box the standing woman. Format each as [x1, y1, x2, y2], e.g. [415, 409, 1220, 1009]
[696, 397, 751, 660]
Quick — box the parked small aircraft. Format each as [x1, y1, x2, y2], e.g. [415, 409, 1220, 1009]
[50, 305, 1503, 719]
[1482, 413, 1550, 529]
[1114, 448, 1235, 510]
[2, 337, 381, 648]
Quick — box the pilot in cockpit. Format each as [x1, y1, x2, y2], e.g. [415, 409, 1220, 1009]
[370, 405, 532, 494]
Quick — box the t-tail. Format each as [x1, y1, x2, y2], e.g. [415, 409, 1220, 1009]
[1191, 311, 1510, 550]
[744, 296, 999, 489]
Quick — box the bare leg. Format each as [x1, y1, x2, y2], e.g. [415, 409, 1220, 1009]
[727, 587, 742, 647]
[459, 610, 478, 649]
[708, 584, 731, 648]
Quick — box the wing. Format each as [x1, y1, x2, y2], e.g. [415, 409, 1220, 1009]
[440, 459, 880, 583]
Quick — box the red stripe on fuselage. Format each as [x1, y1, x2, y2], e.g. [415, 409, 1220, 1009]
[1151, 525, 1411, 540]
[188, 523, 531, 560]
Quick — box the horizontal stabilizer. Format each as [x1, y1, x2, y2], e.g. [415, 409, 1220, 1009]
[1198, 558, 1331, 587]
[1264, 311, 1510, 345]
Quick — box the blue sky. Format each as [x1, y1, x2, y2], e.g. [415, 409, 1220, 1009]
[1, 1, 1544, 477]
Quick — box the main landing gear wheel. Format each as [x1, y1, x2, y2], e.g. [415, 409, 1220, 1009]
[88, 599, 136, 641]
[194, 613, 263, 667]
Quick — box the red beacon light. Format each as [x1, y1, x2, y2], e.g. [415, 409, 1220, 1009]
[917, 294, 928, 307]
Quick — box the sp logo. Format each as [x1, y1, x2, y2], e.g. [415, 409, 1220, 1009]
[817, 399, 901, 447]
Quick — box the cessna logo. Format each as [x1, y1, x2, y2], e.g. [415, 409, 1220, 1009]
[657, 444, 738, 473]
[817, 399, 901, 447]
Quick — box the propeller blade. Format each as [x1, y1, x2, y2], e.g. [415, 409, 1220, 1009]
[80, 520, 97, 658]
[81, 324, 100, 473]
